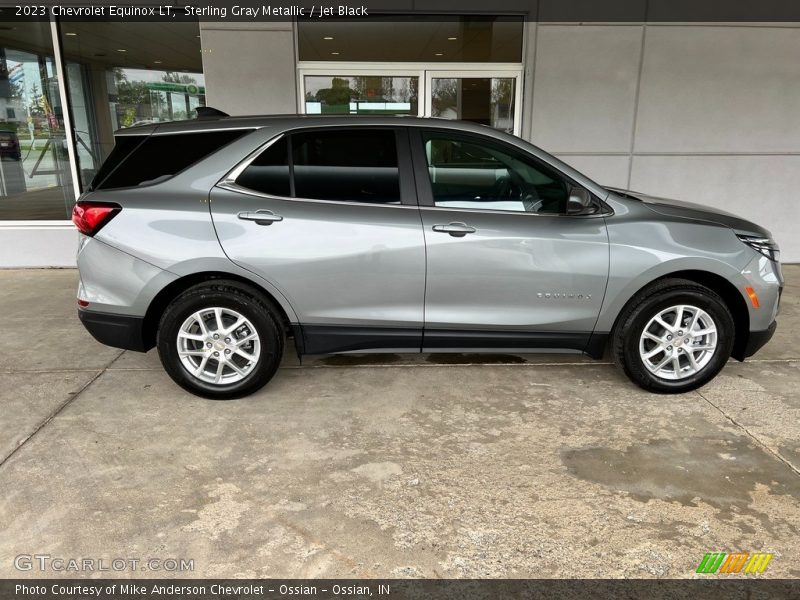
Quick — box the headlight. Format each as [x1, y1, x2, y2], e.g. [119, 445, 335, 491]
[737, 234, 780, 262]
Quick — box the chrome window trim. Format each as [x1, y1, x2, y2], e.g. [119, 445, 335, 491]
[219, 133, 286, 184]
[418, 204, 612, 219]
[217, 132, 414, 209]
[216, 180, 416, 210]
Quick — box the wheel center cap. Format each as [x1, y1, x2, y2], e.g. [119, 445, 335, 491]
[214, 341, 226, 351]
[674, 338, 683, 347]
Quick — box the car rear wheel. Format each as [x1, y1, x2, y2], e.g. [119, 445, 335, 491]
[157, 281, 284, 399]
[612, 278, 734, 393]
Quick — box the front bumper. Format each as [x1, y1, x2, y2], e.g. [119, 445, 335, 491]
[78, 309, 148, 352]
[741, 320, 777, 359]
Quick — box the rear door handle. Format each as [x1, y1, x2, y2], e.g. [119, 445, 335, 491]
[237, 210, 283, 225]
[432, 222, 476, 237]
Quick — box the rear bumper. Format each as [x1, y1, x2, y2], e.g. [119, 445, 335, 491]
[78, 309, 148, 352]
[739, 320, 777, 360]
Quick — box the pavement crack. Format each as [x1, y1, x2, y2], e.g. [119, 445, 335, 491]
[696, 389, 800, 478]
[0, 350, 125, 470]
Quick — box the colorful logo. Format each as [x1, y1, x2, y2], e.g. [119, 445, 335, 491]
[696, 552, 773, 574]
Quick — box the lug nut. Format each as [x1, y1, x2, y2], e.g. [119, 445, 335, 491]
[213, 351, 219, 357]
[213, 333, 219, 339]
[667, 335, 672, 341]
[206, 342, 212, 348]
[667, 345, 673, 351]
[225, 349, 231, 354]
[684, 338, 690, 343]
[225, 337, 231, 343]
[678, 330, 683, 335]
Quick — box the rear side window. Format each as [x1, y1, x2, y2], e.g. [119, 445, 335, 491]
[95, 130, 250, 190]
[235, 137, 290, 197]
[234, 129, 400, 205]
[293, 129, 400, 204]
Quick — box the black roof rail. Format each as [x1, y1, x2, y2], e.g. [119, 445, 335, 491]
[195, 106, 229, 119]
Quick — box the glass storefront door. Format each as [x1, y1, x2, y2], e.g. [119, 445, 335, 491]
[426, 71, 521, 135]
[298, 68, 522, 135]
[297, 15, 524, 134]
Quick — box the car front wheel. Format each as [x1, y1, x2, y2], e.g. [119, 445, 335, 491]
[612, 278, 735, 393]
[157, 281, 284, 399]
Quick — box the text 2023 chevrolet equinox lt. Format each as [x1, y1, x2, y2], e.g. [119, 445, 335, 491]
[73, 112, 782, 399]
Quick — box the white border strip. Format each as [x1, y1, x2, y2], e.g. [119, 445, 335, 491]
[50, 17, 81, 202]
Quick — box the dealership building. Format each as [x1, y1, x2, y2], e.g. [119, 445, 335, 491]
[1, 8, 799, 266]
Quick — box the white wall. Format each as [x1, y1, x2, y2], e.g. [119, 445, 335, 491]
[527, 23, 800, 262]
[0, 225, 78, 268]
[199, 21, 297, 115]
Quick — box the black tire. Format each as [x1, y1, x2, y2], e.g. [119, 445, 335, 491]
[612, 278, 735, 393]
[157, 280, 284, 399]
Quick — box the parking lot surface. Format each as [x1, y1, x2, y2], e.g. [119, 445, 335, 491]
[1, 267, 798, 578]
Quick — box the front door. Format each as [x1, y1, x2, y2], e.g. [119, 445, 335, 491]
[411, 128, 610, 352]
[210, 127, 426, 353]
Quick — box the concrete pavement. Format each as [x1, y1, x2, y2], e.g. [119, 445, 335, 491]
[0, 267, 798, 578]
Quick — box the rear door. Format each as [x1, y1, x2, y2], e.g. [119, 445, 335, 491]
[411, 128, 610, 352]
[209, 126, 426, 353]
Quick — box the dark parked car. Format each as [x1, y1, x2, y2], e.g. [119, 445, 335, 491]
[0, 129, 21, 160]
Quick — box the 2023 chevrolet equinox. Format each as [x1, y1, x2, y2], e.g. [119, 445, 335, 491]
[73, 114, 782, 399]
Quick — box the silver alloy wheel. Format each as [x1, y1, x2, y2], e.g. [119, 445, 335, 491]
[176, 307, 261, 385]
[639, 304, 718, 381]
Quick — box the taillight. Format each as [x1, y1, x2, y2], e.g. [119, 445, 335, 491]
[71, 201, 121, 236]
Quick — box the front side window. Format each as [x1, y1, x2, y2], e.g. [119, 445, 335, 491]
[422, 133, 569, 214]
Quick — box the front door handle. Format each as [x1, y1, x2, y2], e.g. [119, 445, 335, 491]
[237, 210, 283, 225]
[432, 222, 476, 237]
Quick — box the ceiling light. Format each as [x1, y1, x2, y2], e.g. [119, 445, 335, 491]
[116, 49, 126, 52]
[331, 51, 340, 55]
[154, 60, 162, 64]
[435, 53, 443, 56]
[65, 32, 78, 36]
[323, 36, 334, 40]
[447, 37, 457, 40]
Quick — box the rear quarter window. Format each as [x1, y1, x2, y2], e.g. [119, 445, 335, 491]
[89, 135, 145, 190]
[94, 129, 251, 190]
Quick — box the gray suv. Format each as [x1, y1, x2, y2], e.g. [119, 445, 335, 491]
[73, 114, 782, 399]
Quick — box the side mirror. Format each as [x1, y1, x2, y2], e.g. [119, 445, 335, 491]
[566, 186, 598, 215]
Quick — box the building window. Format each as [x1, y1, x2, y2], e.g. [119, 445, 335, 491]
[304, 75, 418, 116]
[0, 19, 206, 221]
[0, 21, 75, 220]
[61, 21, 205, 192]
